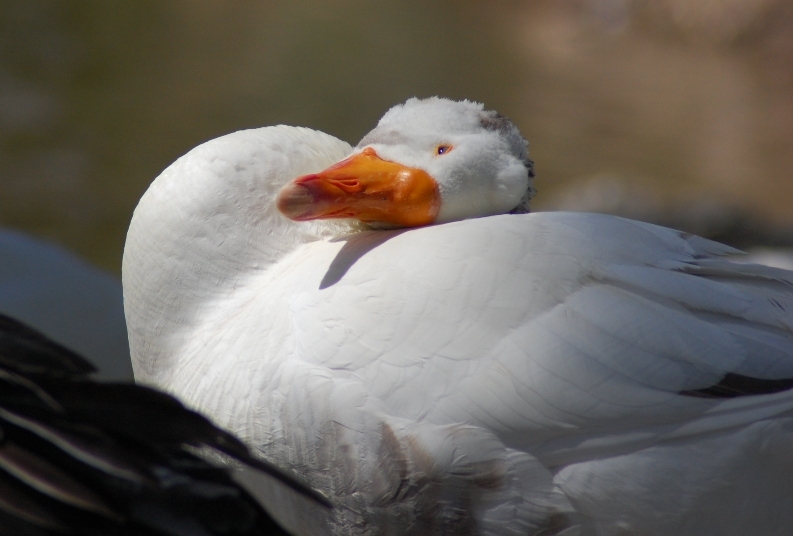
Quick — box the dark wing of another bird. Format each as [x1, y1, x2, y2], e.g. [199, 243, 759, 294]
[0, 313, 328, 536]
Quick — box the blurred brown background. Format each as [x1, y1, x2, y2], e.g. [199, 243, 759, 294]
[2, 0, 792, 273]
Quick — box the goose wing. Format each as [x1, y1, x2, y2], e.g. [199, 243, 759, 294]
[288, 212, 793, 458]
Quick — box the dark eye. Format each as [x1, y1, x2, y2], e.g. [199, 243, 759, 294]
[436, 144, 452, 156]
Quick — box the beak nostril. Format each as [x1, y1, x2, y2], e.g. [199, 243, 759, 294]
[327, 178, 361, 193]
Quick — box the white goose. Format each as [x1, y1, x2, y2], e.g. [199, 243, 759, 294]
[123, 98, 793, 536]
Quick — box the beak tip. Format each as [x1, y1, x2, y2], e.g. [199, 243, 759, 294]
[276, 182, 314, 220]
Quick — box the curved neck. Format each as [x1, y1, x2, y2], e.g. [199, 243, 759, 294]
[123, 126, 354, 385]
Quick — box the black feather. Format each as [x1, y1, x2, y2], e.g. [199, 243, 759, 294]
[679, 372, 793, 398]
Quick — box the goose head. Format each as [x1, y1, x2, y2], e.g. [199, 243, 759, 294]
[277, 97, 535, 227]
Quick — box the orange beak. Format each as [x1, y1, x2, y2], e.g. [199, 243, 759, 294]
[276, 148, 440, 227]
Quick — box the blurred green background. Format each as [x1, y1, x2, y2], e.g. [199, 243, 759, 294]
[2, 0, 792, 273]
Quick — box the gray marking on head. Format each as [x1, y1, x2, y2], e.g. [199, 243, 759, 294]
[479, 110, 536, 212]
[479, 112, 514, 136]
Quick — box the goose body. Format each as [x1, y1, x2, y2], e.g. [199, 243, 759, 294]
[124, 99, 793, 535]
